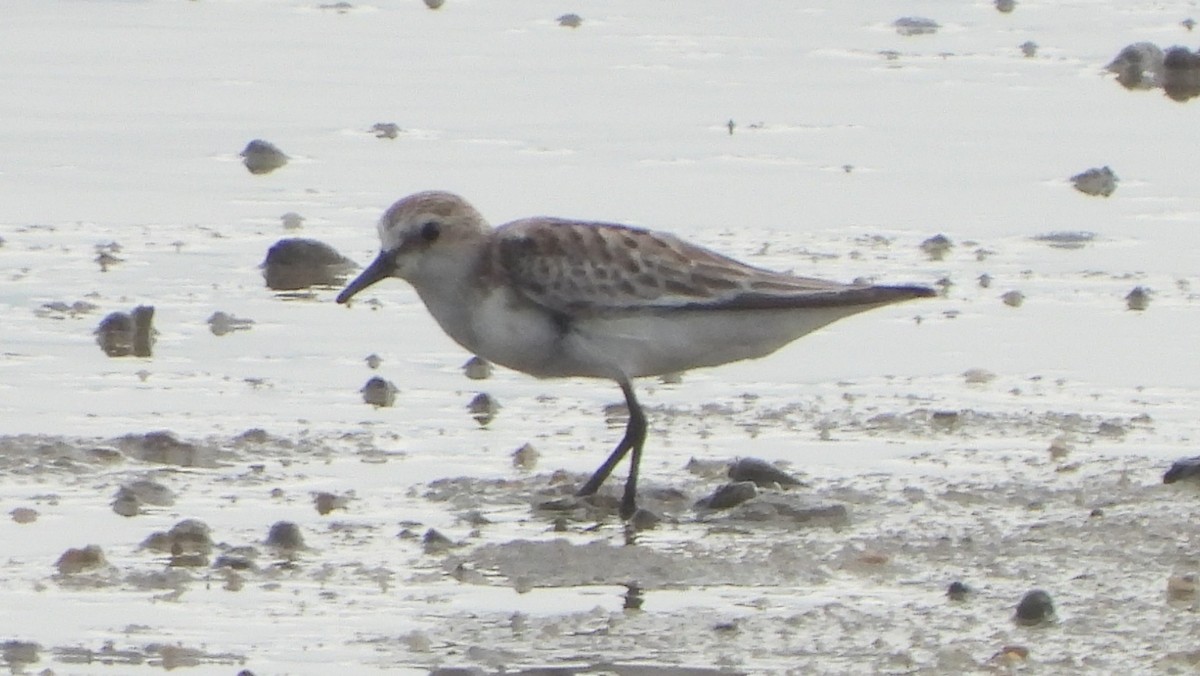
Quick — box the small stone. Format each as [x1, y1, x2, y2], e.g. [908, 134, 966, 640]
[423, 528, 454, 554]
[1070, 166, 1118, 197]
[1014, 589, 1055, 625]
[361, 376, 399, 407]
[467, 392, 499, 426]
[95, 305, 155, 357]
[142, 519, 214, 555]
[727, 457, 803, 488]
[112, 488, 141, 517]
[1107, 42, 1166, 90]
[314, 491, 348, 515]
[992, 645, 1029, 667]
[371, 122, 401, 139]
[261, 238, 357, 291]
[962, 368, 996, 385]
[1048, 437, 1072, 460]
[557, 13, 582, 28]
[240, 139, 289, 175]
[1163, 455, 1200, 483]
[207, 311, 254, 336]
[695, 481, 758, 510]
[1, 641, 39, 667]
[919, 234, 953, 260]
[1020, 41, 1038, 57]
[511, 443, 539, 470]
[1168, 574, 1198, 600]
[281, 212, 305, 230]
[894, 16, 939, 36]
[1001, 290, 1025, 307]
[1125, 286, 1151, 311]
[56, 545, 107, 574]
[265, 521, 305, 550]
[10, 507, 37, 524]
[947, 581, 971, 601]
[462, 356, 493, 380]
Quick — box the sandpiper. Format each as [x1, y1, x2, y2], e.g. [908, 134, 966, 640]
[337, 191, 933, 519]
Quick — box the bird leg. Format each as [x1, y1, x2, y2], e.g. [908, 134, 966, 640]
[575, 378, 647, 519]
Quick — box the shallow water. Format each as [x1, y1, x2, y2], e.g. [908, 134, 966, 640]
[3, 1, 1200, 673]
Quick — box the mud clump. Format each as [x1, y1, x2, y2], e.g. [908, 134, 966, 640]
[1163, 455, 1200, 483]
[261, 238, 356, 291]
[115, 431, 213, 467]
[1071, 166, 1118, 197]
[240, 139, 288, 175]
[142, 519, 214, 567]
[207, 311, 254, 336]
[728, 457, 804, 488]
[56, 545, 108, 575]
[361, 376, 398, 407]
[695, 481, 758, 510]
[95, 305, 155, 357]
[265, 521, 305, 551]
[894, 17, 939, 36]
[371, 122, 401, 139]
[467, 392, 500, 426]
[1107, 42, 1165, 89]
[1014, 589, 1056, 625]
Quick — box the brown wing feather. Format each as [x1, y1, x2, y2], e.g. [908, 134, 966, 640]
[491, 218, 930, 314]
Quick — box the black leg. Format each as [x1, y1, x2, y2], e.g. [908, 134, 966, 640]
[575, 379, 647, 519]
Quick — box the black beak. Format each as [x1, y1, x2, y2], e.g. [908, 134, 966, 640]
[336, 251, 396, 304]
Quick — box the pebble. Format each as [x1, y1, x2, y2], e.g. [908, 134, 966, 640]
[919, 234, 953, 260]
[361, 376, 398, 407]
[467, 392, 500, 426]
[1163, 455, 1200, 483]
[947, 580, 971, 601]
[266, 521, 305, 551]
[695, 481, 758, 510]
[240, 139, 289, 175]
[207, 311, 254, 336]
[511, 443, 539, 470]
[371, 122, 401, 139]
[1125, 286, 1151, 311]
[1014, 589, 1055, 625]
[462, 355, 493, 380]
[314, 491, 348, 515]
[727, 457, 803, 488]
[56, 545, 107, 575]
[95, 305, 155, 357]
[1001, 290, 1025, 307]
[1167, 574, 1198, 600]
[281, 212, 305, 230]
[261, 238, 357, 291]
[1070, 166, 1118, 197]
[1106, 42, 1165, 89]
[894, 16, 939, 36]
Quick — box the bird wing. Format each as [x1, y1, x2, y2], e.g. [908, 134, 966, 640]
[489, 218, 929, 315]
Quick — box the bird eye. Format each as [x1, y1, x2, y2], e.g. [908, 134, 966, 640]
[420, 221, 441, 242]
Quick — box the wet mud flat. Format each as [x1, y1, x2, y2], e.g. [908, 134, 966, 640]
[1, 403, 1198, 675]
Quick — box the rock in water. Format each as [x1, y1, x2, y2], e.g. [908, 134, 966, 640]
[261, 238, 356, 291]
[240, 139, 288, 175]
